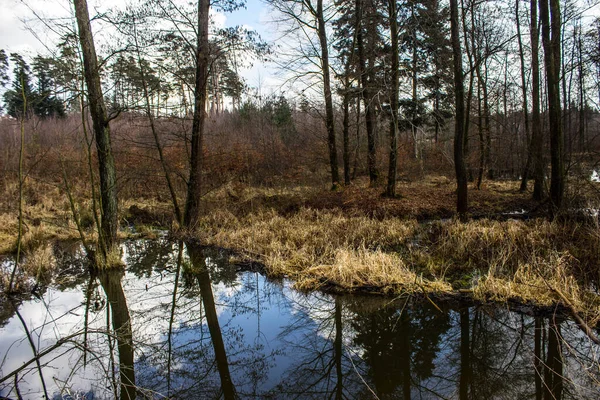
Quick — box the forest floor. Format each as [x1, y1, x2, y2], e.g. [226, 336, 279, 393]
[2, 175, 600, 326]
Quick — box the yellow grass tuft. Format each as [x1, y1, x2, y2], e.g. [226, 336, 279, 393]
[22, 243, 57, 283]
[296, 247, 452, 293]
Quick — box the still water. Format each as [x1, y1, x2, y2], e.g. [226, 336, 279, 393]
[0, 239, 599, 399]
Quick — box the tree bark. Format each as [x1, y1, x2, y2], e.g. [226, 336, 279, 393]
[450, 0, 468, 214]
[342, 89, 351, 185]
[531, 0, 545, 200]
[73, 0, 118, 259]
[184, 0, 210, 229]
[357, 0, 379, 185]
[517, 0, 532, 192]
[187, 245, 236, 399]
[386, 0, 399, 197]
[316, 0, 340, 188]
[540, 0, 564, 215]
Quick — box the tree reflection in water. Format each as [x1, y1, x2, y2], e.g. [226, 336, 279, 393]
[0, 239, 599, 399]
[95, 268, 136, 400]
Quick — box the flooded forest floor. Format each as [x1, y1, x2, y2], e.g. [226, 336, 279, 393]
[2, 175, 600, 327]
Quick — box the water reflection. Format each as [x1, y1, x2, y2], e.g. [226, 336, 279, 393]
[0, 239, 599, 399]
[187, 243, 236, 399]
[95, 269, 136, 400]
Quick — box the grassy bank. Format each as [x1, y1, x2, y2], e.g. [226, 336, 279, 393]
[193, 182, 600, 325]
[2, 177, 600, 325]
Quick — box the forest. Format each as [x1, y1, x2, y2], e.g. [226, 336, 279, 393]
[1, 0, 600, 397]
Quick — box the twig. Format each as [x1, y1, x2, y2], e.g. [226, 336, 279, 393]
[12, 303, 49, 400]
[0, 329, 111, 385]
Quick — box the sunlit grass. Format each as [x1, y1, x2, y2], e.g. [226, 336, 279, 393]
[196, 206, 600, 324]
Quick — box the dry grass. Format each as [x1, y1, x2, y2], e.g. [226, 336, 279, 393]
[195, 204, 600, 324]
[197, 207, 418, 274]
[296, 248, 452, 293]
[22, 243, 57, 283]
[2, 176, 599, 324]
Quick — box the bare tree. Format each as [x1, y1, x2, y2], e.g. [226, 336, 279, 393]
[540, 0, 564, 214]
[184, 0, 211, 229]
[73, 0, 119, 261]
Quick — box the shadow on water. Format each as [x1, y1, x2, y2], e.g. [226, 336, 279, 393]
[0, 238, 599, 399]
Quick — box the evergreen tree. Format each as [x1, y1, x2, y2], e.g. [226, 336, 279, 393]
[3, 53, 35, 118]
[32, 56, 66, 118]
[0, 49, 9, 114]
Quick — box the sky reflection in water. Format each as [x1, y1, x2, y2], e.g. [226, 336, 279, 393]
[0, 238, 599, 399]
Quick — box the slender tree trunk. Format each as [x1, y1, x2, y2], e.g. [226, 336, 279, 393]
[73, 0, 118, 260]
[342, 8, 359, 187]
[540, 0, 564, 214]
[343, 88, 351, 185]
[334, 298, 343, 400]
[451, 0, 468, 214]
[543, 322, 563, 400]
[461, 0, 475, 182]
[357, 0, 379, 185]
[531, 0, 545, 200]
[386, 0, 399, 197]
[476, 81, 484, 189]
[517, 0, 533, 192]
[352, 97, 361, 179]
[577, 25, 586, 152]
[534, 318, 543, 400]
[411, 3, 419, 161]
[316, 0, 340, 188]
[8, 74, 27, 292]
[184, 0, 210, 229]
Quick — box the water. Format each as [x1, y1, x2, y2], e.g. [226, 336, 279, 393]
[1, 239, 599, 399]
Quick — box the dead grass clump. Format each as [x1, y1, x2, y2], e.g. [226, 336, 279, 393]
[22, 243, 57, 283]
[296, 248, 452, 294]
[419, 219, 572, 278]
[473, 251, 600, 325]
[197, 207, 419, 279]
[199, 208, 600, 323]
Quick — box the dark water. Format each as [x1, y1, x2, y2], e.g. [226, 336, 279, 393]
[0, 239, 599, 399]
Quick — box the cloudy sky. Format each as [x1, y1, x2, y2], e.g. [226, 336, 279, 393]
[0, 0, 281, 92]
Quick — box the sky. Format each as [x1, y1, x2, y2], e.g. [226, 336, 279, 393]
[0, 0, 283, 93]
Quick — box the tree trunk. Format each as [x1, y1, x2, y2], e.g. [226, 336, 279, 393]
[540, 0, 564, 214]
[531, 0, 545, 200]
[73, 0, 118, 259]
[343, 88, 351, 185]
[316, 0, 340, 188]
[517, 0, 532, 192]
[184, 0, 210, 229]
[357, 0, 379, 185]
[459, 308, 471, 400]
[188, 245, 236, 399]
[386, 0, 399, 197]
[450, 0, 468, 214]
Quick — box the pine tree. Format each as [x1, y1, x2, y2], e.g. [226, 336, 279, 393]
[3, 53, 35, 118]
